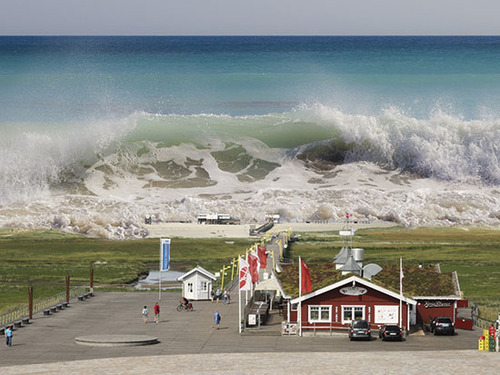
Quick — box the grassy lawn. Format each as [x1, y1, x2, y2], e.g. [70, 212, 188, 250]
[0, 229, 254, 312]
[1, 226, 499, 320]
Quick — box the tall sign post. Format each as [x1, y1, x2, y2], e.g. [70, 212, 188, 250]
[159, 238, 171, 301]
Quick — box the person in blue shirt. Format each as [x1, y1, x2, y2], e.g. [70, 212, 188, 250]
[5, 326, 12, 347]
[214, 311, 221, 329]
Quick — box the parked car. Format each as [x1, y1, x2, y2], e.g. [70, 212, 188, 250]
[378, 324, 403, 341]
[348, 320, 371, 341]
[431, 317, 455, 335]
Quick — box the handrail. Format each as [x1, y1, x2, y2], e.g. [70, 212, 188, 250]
[0, 286, 88, 327]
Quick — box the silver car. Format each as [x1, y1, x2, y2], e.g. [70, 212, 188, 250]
[349, 320, 371, 341]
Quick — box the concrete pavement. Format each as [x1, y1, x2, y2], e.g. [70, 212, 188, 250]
[1, 291, 498, 374]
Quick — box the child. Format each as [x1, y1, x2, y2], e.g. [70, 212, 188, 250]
[5, 326, 12, 347]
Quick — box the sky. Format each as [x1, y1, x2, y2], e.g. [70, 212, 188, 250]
[1, 0, 499, 36]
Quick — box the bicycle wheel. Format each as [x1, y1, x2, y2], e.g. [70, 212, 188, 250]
[176, 304, 183, 312]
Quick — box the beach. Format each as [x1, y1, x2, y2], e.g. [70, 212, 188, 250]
[143, 221, 399, 238]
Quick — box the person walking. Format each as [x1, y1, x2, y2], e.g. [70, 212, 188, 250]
[5, 326, 12, 347]
[153, 302, 160, 323]
[223, 289, 228, 304]
[141, 305, 149, 324]
[210, 289, 215, 303]
[213, 310, 222, 329]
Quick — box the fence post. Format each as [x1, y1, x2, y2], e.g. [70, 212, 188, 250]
[65, 274, 70, 303]
[90, 265, 94, 294]
[28, 285, 33, 319]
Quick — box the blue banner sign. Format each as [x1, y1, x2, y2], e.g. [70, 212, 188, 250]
[160, 239, 170, 271]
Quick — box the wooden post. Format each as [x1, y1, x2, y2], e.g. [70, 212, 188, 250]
[90, 265, 94, 294]
[28, 285, 33, 319]
[65, 274, 70, 303]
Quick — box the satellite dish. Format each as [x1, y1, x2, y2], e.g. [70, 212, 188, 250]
[363, 264, 383, 280]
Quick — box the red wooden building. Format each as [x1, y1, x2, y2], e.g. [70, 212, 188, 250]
[287, 275, 417, 334]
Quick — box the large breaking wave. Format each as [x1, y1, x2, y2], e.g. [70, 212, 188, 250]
[1, 105, 500, 237]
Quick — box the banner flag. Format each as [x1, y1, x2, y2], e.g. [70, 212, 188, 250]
[160, 239, 171, 271]
[257, 245, 267, 269]
[300, 259, 312, 294]
[239, 257, 251, 290]
[248, 252, 260, 283]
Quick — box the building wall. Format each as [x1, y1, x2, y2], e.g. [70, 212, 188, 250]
[290, 286, 410, 330]
[415, 300, 456, 324]
[181, 272, 213, 301]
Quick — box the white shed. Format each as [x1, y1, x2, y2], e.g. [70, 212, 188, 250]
[177, 266, 217, 301]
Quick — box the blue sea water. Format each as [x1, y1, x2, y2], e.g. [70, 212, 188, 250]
[1, 36, 500, 234]
[2, 36, 500, 121]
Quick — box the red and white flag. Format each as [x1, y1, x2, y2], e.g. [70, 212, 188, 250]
[239, 257, 251, 291]
[300, 259, 312, 294]
[257, 245, 267, 269]
[248, 252, 260, 283]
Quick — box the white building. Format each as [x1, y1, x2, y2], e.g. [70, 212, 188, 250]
[177, 266, 217, 301]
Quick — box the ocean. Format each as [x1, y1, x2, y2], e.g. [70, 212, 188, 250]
[1, 36, 499, 237]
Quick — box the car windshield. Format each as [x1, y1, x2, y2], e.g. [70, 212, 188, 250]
[437, 318, 452, 324]
[352, 320, 369, 328]
[385, 326, 400, 332]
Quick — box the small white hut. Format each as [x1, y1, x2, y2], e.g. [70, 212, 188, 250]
[177, 266, 217, 301]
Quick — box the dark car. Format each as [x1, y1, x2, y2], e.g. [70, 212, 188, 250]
[378, 325, 403, 341]
[431, 317, 455, 335]
[349, 320, 371, 341]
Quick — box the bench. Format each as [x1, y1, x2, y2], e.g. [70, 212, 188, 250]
[0, 327, 5, 335]
[50, 306, 57, 313]
[62, 302, 70, 308]
[78, 295, 85, 301]
[14, 321, 22, 328]
[43, 309, 51, 316]
[22, 318, 29, 325]
[56, 304, 63, 310]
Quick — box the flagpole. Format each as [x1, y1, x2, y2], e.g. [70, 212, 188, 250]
[159, 239, 162, 301]
[399, 257, 403, 328]
[238, 257, 242, 334]
[299, 256, 302, 337]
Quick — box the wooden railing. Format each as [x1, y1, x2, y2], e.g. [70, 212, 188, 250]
[0, 286, 87, 326]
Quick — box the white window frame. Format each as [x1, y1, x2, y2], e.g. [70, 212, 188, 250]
[341, 305, 366, 324]
[200, 281, 208, 292]
[308, 305, 332, 323]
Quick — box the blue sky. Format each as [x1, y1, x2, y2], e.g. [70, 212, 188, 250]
[1, 0, 499, 35]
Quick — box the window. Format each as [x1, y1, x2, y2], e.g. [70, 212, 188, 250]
[291, 303, 298, 311]
[342, 306, 365, 324]
[200, 281, 208, 292]
[308, 305, 331, 323]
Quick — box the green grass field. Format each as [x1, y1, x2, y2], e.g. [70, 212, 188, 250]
[0, 226, 499, 320]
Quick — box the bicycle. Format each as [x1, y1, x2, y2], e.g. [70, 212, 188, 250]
[176, 301, 194, 311]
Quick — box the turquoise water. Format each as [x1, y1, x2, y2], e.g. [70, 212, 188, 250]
[1, 36, 499, 233]
[2, 36, 500, 121]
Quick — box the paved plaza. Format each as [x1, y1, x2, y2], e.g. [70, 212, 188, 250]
[1, 292, 498, 374]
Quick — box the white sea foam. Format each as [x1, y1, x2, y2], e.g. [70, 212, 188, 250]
[1, 107, 499, 237]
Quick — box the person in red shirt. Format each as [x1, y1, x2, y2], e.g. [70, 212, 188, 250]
[153, 302, 160, 323]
